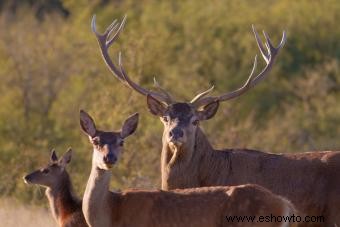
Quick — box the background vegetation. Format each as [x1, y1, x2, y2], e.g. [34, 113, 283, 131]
[0, 0, 339, 205]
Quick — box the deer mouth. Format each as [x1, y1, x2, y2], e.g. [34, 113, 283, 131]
[105, 163, 114, 169]
[98, 163, 114, 170]
[169, 141, 183, 149]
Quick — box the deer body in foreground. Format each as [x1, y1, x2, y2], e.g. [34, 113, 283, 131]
[24, 149, 87, 227]
[80, 110, 297, 227]
[91, 15, 340, 226]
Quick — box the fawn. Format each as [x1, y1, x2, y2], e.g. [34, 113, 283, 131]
[24, 148, 88, 227]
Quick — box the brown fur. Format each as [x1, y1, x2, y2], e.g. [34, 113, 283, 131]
[162, 127, 340, 226]
[85, 166, 297, 227]
[45, 173, 87, 227]
[24, 150, 88, 227]
[80, 111, 297, 227]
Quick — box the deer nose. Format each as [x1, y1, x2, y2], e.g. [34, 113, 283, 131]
[23, 175, 31, 184]
[169, 128, 184, 141]
[104, 153, 117, 165]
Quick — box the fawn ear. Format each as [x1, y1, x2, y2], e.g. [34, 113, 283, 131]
[80, 110, 97, 137]
[59, 148, 72, 168]
[121, 113, 139, 138]
[197, 100, 219, 121]
[50, 149, 58, 163]
[147, 95, 167, 116]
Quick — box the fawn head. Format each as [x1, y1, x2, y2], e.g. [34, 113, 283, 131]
[24, 148, 72, 188]
[79, 110, 139, 170]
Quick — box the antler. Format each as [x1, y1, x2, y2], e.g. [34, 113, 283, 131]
[190, 25, 286, 107]
[91, 15, 173, 104]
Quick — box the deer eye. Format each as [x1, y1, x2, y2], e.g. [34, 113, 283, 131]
[162, 116, 169, 122]
[192, 119, 199, 126]
[119, 140, 124, 146]
[92, 139, 100, 146]
[42, 169, 49, 174]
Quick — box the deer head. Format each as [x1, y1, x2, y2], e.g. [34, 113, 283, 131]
[91, 15, 286, 152]
[24, 148, 72, 188]
[79, 110, 139, 170]
[146, 96, 219, 152]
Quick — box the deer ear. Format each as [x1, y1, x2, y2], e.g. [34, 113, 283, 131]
[59, 148, 72, 168]
[197, 100, 219, 121]
[147, 95, 167, 116]
[121, 113, 139, 138]
[80, 110, 96, 137]
[50, 149, 58, 162]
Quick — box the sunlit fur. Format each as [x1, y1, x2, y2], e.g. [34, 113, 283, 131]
[80, 112, 297, 227]
[89, 131, 124, 170]
[157, 101, 340, 226]
[24, 151, 87, 227]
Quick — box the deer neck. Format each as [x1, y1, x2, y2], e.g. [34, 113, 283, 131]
[45, 173, 80, 225]
[83, 154, 116, 227]
[161, 127, 214, 189]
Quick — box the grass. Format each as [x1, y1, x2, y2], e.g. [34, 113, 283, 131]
[0, 198, 55, 227]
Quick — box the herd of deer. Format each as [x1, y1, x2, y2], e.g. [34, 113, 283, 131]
[23, 14, 340, 227]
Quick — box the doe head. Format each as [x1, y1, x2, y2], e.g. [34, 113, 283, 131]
[79, 110, 139, 170]
[23, 148, 72, 188]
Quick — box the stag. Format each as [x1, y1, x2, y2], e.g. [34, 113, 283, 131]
[92, 15, 340, 226]
[80, 109, 297, 227]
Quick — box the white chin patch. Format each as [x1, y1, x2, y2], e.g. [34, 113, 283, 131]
[98, 163, 112, 170]
[169, 141, 183, 150]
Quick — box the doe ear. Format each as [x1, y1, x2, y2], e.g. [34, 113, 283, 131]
[197, 100, 220, 121]
[146, 95, 167, 116]
[59, 148, 72, 168]
[121, 113, 139, 138]
[80, 110, 97, 137]
[50, 149, 58, 163]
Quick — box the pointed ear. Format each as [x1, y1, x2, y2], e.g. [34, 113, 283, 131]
[197, 100, 220, 121]
[147, 95, 167, 116]
[80, 110, 96, 137]
[50, 149, 58, 163]
[121, 113, 139, 138]
[59, 148, 72, 168]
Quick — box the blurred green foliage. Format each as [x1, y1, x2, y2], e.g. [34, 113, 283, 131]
[0, 0, 339, 204]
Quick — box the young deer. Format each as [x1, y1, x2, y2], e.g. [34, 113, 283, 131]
[80, 109, 297, 227]
[24, 148, 88, 227]
[92, 15, 340, 226]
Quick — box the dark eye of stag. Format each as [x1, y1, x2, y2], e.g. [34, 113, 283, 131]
[162, 116, 169, 122]
[92, 138, 101, 146]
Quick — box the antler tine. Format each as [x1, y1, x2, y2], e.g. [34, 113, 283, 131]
[153, 77, 175, 104]
[253, 25, 269, 63]
[190, 85, 215, 104]
[247, 28, 286, 87]
[191, 26, 286, 108]
[118, 53, 171, 104]
[107, 15, 127, 46]
[91, 15, 126, 81]
[191, 55, 257, 108]
[92, 15, 171, 104]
